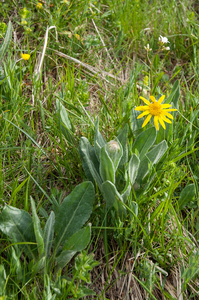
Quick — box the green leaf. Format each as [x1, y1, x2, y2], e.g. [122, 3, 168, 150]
[178, 184, 196, 210]
[128, 154, 140, 185]
[131, 108, 144, 132]
[56, 250, 76, 270]
[31, 256, 46, 276]
[0, 21, 12, 61]
[100, 146, 115, 184]
[54, 182, 94, 253]
[132, 127, 156, 160]
[56, 99, 74, 143]
[63, 224, 91, 251]
[11, 246, 22, 281]
[121, 181, 131, 203]
[79, 137, 102, 189]
[0, 264, 6, 295]
[30, 197, 45, 257]
[44, 211, 55, 257]
[0, 205, 36, 258]
[137, 140, 168, 182]
[117, 124, 128, 168]
[56, 225, 91, 269]
[9, 177, 29, 205]
[165, 80, 180, 108]
[94, 118, 106, 161]
[101, 181, 126, 218]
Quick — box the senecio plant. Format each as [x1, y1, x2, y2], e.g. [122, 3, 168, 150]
[79, 109, 175, 220]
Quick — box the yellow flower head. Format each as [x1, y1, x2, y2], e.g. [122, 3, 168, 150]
[135, 95, 177, 131]
[37, 2, 42, 9]
[21, 53, 30, 60]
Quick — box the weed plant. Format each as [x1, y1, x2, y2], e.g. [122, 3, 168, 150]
[0, 0, 199, 299]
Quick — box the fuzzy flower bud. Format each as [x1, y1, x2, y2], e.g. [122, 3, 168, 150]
[106, 140, 121, 167]
[107, 140, 120, 154]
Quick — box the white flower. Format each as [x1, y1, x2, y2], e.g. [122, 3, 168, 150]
[164, 46, 170, 50]
[159, 35, 170, 44]
[144, 44, 152, 51]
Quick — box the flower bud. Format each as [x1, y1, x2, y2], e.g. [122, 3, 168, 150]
[106, 140, 121, 166]
[107, 140, 120, 153]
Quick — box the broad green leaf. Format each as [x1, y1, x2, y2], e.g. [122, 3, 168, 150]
[94, 118, 106, 161]
[54, 182, 94, 253]
[0, 264, 6, 295]
[131, 108, 143, 132]
[178, 184, 196, 210]
[11, 246, 22, 281]
[132, 127, 156, 160]
[137, 140, 168, 182]
[31, 256, 46, 276]
[56, 99, 74, 143]
[117, 124, 129, 168]
[63, 224, 91, 251]
[100, 146, 115, 184]
[79, 137, 102, 189]
[44, 211, 55, 257]
[30, 197, 45, 257]
[56, 225, 91, 269]
[106, 139, 123, 171]
[121, 181, 131, 203]
[128, 154, 140, 185]
[0, 21, 12, 61]
[0, 205, 36, 258]
[56, 250, 76, 270]
[101, 181, 126, 219]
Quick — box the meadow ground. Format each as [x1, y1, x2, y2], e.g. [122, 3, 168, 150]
[0, 0, 199, 299]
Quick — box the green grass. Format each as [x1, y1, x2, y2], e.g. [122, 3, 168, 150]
[0, 0, 199, 299]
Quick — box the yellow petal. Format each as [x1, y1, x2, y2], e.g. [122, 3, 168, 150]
[158, 95, 165, 104]
[154, 116, 159, 130]
[142, 114, 152, 127]
[137, 111, 150, 119]
[164, 108, 177, 112]
[150, 95, 156, 103]
[161, 104, 171, 108]
[135, 106, 150, 111]
[158, 117, 166, 129]
[161, 115, 172, 124]
[140, 96, 151, 105]
[163, 112, 173, 119]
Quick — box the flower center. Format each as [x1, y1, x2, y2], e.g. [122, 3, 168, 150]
[149, 102, 162, 116]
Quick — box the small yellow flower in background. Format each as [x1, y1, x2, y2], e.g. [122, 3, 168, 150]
[74, 33, 80, 40]
[135, 95, 177, 131]
[21, 53, 30, 60]
[25, 27, 32, 34]
[143, 76, 149, 87]
[37, 2, 42, 9]
[21, 20, 27, 25]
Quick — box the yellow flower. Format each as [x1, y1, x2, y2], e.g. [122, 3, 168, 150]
[37, 2, 42, 9]
[74, 33, 80, 40]
[135, 95, 177, 131]
[21, 53, 30, 60]
[21, 19, 27, 25]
